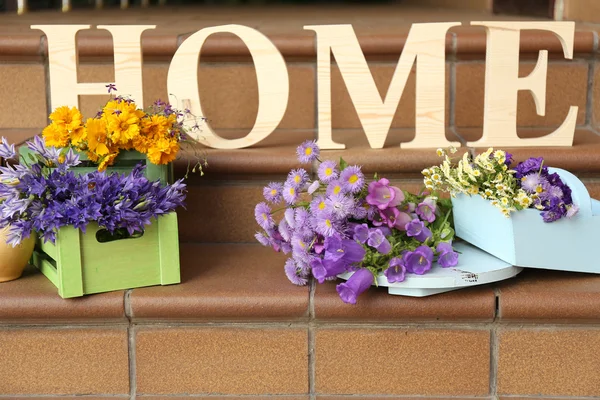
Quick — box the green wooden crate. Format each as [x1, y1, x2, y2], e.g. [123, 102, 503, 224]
[31, 213, 181, 298]
[19, 147, 173, 185]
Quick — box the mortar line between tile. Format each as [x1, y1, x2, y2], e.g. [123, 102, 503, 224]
[129, 324, 137, 400]
[585, 58, 595, 126]
[308, 276, 316, 400]
[41, 35, 51, 118]
[489, 326, 499, 400]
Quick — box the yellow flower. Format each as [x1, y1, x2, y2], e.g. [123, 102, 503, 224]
[85, 118, 110, 157]
[147, 137, 179, 165]
[98, 153, 118, 172]
[49, 106, 83, 133]
[42, 123, 69, 147]
[70, 126, 87, 146]
[106, 110, 140, 145]
[141, 114, 171, 140]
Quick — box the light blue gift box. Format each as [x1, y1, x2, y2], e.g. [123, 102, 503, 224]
[451, 168, 600, 273]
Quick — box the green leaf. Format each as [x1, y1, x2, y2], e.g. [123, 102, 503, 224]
[339, 157, 348, 171]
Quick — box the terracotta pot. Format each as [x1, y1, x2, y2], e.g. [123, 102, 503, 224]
[0, 226, 36, 282]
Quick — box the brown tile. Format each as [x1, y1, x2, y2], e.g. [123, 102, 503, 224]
[315, 281, 495, 322]
[180, 183, 271, 243]
[130, 244, 309, 321]
[0, 128, 40, 146]
[77, 64, 114, 119]
[0, 266, 126, 323]
[0, 328, 129, 394]
[327, 128, 467, 175]
[143, 397, 308, 400]
[0, 33, 43, 61]
[331, 64, 449, 129]
[319, 398, 488, 400]
[564, 0, 600, 23]
[316, 328, 490, 395]
[459, 128, 600, 173]
[455, 28, 595, 58]
[594, 63, 600, 128]
[498, 328, 600, 396]
[583, 179, 600, 199]
[497, 269, 600, 322]
[0, 64, 47, 129]
[197, 63, 314, 130]
[136, 327, 308, 394]
[7, 398, 126, 400]
[403, 0, 491, 10]
[455, 62, 588, 128]
[176, 130, 313, 178]
[77, 63, 171, 118]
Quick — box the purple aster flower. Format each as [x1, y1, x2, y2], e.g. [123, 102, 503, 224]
[255, 232, 270, 246]
[283, 182, 299, 205]
[403, 245, 434, 275]
[541, 204, 566, 222]
[416, 197, 437, 223]
[367, 229, 391, 254]
[520, 173, 546, 194]
[406, 219, 433, 243]
[315, 210, 338, 237]
[384, 258, 406, 283]
[325, 193, 355, 218]
[325, 179, 346, 197]
[350, 201, 368, 219]
[336, 268, 373, 304]
[436, 242, 459, 268]
[291, 234, 311, 263]
[307, 180, 320, 195]
[310, 194, 327, 215]
[546, 184, 564, 200]
[317, 160, 339, 183]
[287, 168, 309, 188]
[263, 182, 284, 203]
[0, 137, 16, 159]
[296, 140, 320, 164]
[353, 223, 369, 244]
[278, 219, 292, 242]
[365, 178, 404, 210]
[284, 208, 296, 229]
[284, 258, 308, 286]
[340, 165, 365, 194]
[254, 202, 274, 230]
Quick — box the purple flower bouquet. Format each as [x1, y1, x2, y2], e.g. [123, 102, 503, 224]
[0, 136, 187, 247]
[255, 141, 460, 304]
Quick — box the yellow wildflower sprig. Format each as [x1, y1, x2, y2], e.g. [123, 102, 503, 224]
[423, 147, 534, 218]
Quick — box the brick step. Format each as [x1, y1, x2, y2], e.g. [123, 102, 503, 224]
[1, 243, 600, 396]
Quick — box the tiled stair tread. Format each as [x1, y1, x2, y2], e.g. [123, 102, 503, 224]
[129, 243, 310, 321]
[1, 243, 600, 322]
[0, 6, 597, 60]
[0, 265, 126, 323]
[498, 269, 600, 322]
[314, 282, 496, 322]
[177, 128, 600, 176]
[5, 128, 600, 176]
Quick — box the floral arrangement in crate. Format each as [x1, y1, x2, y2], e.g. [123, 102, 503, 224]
[424, 148, 578, 222]
[0, 136, 187, 246]
[254, 141, 460, 304]
[41, 84, 205, 172]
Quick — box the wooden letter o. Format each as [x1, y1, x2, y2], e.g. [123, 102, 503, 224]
[167, 25, 289, 149]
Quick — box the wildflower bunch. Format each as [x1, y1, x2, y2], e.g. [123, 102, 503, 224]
[42, 85, 204, 171]
[255, 140, 459, 304]
[424, 148, 578, 222]
[0, 136, 187, 247]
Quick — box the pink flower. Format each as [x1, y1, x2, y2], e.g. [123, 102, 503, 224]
[365, 178, 404, 210]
